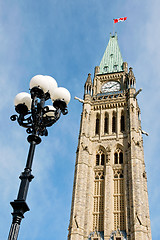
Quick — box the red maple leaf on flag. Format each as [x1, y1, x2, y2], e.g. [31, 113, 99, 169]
[114, 17, 127, 23]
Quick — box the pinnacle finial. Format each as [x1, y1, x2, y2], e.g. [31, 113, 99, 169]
[84, 73, 92, 96]
[85, 73, 92, 84]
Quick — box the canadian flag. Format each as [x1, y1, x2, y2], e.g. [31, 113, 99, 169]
[114, 17, 127, 23]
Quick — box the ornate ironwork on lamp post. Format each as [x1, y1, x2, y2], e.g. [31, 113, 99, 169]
[8, 75, 71, 240]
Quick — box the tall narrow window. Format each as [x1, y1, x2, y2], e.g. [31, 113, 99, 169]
[114, 153, 118, 164]
[95, 113, 100, 135]
[96, 154, 100, 166]
[120, 111, 125, 132]
[138, 110, 141, 121]
[104, 112, 109, 134]
[96, 150, 105, 166]
[93, 171, 104, 231]
[114, 149, 123, 164]
[112, 111, 117, 133]
[101, 154, 105, 165]
[113, 170, 125, 231]
[119, 152, 123, 164]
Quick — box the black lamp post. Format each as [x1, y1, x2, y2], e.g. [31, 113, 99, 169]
[8, 75, 71, 240]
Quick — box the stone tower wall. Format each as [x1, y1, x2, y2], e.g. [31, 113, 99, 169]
[68, 70, 151, 240]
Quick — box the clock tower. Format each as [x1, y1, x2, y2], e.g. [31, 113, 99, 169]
[68, 33, 152, 240]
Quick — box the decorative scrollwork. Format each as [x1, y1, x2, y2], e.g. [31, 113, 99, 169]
[11, 86, 68, 139]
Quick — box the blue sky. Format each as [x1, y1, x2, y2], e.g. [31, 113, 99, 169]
[0, 0, 159, 239]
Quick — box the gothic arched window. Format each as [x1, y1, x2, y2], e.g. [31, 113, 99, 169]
[112, 111, 117, 133]
[104, 112, 109, 134]
[114, 149, 123, 164]
[95, 113, 100, 135]
[96, 150, 105, 166]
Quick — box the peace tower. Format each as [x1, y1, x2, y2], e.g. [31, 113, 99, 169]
[68, 33, 152, 240]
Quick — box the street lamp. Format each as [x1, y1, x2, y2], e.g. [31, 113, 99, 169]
[8, 75, 71, 240]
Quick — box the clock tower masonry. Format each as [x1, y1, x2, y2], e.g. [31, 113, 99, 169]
[68, 33, 152, 240]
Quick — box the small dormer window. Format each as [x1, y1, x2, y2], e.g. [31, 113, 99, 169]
[114, 64, 118, 71]
[104, 66, 108, 72]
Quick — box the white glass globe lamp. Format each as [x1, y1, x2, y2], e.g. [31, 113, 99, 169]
[44, 76, 58, 97]
[51, 87, 71, 105]
[14, 92, 32, 110]
[30, 75, 49, 94]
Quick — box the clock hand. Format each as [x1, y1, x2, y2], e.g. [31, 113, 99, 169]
[109, 83, 118, 89]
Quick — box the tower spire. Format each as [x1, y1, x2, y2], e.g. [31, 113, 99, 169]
[99, 33, 123, 74]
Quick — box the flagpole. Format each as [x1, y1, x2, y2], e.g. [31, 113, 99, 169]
[113, 19, 115, 36]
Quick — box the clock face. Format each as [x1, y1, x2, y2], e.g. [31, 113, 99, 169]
[101, 81, 120, 93]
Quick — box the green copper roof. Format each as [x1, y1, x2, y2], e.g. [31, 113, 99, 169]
[99, 33, 123, 74]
